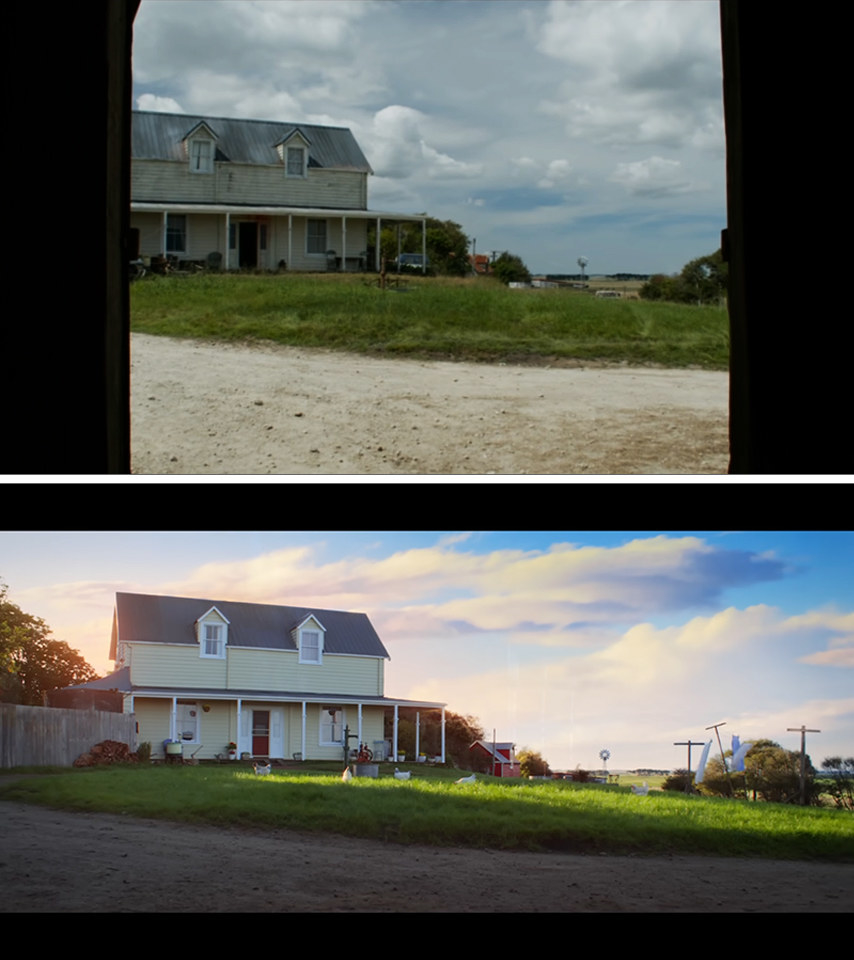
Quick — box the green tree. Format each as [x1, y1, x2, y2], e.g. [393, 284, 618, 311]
[818, 756, 854, 810]
[517, 748, 550, 778]
[661, 769, 696, 792]
[640, 250, 728, 305]
[0, 581, 98, 705]
[491, 251, 531, 285]
[370, 217, 470, 276]
[698, 739, 816, 803]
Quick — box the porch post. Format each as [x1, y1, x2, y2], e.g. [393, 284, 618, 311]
[422, 218, 427, 274]
[300, 700, 306, 760]
[236, 699, 242, 754]
[170, 696, 177, 741]
[376, 217, 381, 271]
[441, 706, 446, 763]
[288, 214, 292, 270]
[342, 215, 347, 271]
[162, 211, 168, 258]
[225, 212, 231, 270]
[393, 703, 399, 762]
[415, 710, 420, 760]
[357, 702, 362, 747]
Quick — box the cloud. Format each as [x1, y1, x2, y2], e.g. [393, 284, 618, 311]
[363, 105, 483, 181]
[611, 157, 694, 196]
[136, 94, 184, 113]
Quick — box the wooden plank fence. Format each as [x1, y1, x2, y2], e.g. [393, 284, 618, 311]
[0, 703, 136, 768]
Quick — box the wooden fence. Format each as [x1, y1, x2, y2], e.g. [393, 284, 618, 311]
[0, 703, 136, 768]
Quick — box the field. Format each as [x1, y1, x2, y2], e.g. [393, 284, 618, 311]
[130, 272, 729, 369]
[2, 765, 851, 913]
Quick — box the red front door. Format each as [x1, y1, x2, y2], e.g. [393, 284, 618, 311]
[252, 710, 270, 755]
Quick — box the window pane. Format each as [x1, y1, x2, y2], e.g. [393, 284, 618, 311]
[166, 215, 186, 253]
[307, 220, 326, 254]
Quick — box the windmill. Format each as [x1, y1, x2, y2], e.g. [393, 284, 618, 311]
[577, 256, 588, 284]
[599, 748, 610, 778]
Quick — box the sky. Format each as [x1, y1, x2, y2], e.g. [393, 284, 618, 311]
[2, 529, 851, 772]
[131, 0, 727, 276]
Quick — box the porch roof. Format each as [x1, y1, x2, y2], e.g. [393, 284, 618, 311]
[131, 201, 426, 222]
[128, 685, 445, 710]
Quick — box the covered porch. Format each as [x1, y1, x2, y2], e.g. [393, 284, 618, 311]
[123, 687, 445, 763]
[130, 202, 427, 274]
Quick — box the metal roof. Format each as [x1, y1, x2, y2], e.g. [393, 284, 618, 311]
[113, 592, 390, 659]
[132, 111, 373, 173]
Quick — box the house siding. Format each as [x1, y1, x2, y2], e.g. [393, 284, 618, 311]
[132, 159, 367, 210]
[127, 643, 383, 696]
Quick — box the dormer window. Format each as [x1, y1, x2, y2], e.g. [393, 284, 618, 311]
[277, 129, 311, 178]
[183, 121, 218, 174]
[189, 138, 214, 173]
[197, 606, 229, 658]
[297, 615, 325, 664]
[286, 146, 306, 177]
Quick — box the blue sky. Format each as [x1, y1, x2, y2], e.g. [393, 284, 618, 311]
[131, 0, 726, 276]
[2, 530, 851, 771]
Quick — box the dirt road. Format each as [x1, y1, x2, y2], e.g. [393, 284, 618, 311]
[2, 801, 851, 912]
[130, 334, 729, 475]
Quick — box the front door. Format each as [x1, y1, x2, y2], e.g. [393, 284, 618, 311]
[238, 222, 258, 269]
[252, 710, 270, 755]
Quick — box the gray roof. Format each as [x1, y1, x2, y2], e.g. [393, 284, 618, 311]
[132, 111, 373, 173]
[112, 592, 390, 659]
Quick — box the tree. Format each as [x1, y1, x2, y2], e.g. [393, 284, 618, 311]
[491, 251, 531, 285]
[639, 249, 728, 305]
[697, 739, 816, 803]
[382, 708, 485, 767]
[661, 769, 696, 792]
[370, 217, 470, 276]
[818, 757, 854, 810]
[0, 581, 98, 705]
[517, 748, 550, 778]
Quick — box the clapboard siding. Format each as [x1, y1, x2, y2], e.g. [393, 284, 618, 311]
[132, 159, 367, 210]
[0, 703, 136, 768]
[127, 643, 383, 696]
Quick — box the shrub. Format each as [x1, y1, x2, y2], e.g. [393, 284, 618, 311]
[662, 769, 695, 792]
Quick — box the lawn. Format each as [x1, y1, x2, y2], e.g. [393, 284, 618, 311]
[2, 763, 850, 861]
[130, 273, 730, 370]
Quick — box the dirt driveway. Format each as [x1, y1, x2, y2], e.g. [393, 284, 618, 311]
[130, 334, 729, 475]
[2, 801, 851, 913]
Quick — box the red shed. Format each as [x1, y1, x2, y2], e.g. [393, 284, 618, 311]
[470, 739, 521, 778]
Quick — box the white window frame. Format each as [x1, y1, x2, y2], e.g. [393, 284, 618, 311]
[189, 137, 214, 174]
[201, 622, 225, 659]
[197, 607, 229, 659]
[319, 706, 345, 746]
[306, 219, 327, 256]
[286, 145, 307, 178]
[299, 626, 323, 664]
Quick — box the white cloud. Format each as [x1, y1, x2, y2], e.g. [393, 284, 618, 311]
[611, 156, 694, 196]
[136, 94, 183, 113]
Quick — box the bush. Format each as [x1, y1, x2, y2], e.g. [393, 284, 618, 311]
[662, 769, 695, 792]
[136, 741, 152, 763]
[820, 757, 854, 810]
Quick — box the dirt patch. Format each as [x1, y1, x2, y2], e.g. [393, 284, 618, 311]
[130, 334, 729, 475]
[1, 801, 850, 912]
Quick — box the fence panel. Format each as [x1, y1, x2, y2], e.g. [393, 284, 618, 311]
[0, 703, 136, 767]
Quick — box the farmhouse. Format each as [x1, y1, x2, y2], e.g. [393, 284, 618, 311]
[84, 592, 445, 763]
[130, 111, 427, 272]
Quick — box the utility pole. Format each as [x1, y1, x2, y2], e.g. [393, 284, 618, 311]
[706, 721, 734, 796]
[787, 725, 820, 805]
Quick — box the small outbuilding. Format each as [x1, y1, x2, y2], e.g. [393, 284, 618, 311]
[470, 739, 521, 778]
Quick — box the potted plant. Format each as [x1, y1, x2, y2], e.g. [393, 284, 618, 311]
[227, 741, 237, 760]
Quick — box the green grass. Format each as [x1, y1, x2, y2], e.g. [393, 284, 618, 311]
[2, 763, 850, 860]
[130, 273, 729, 369]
